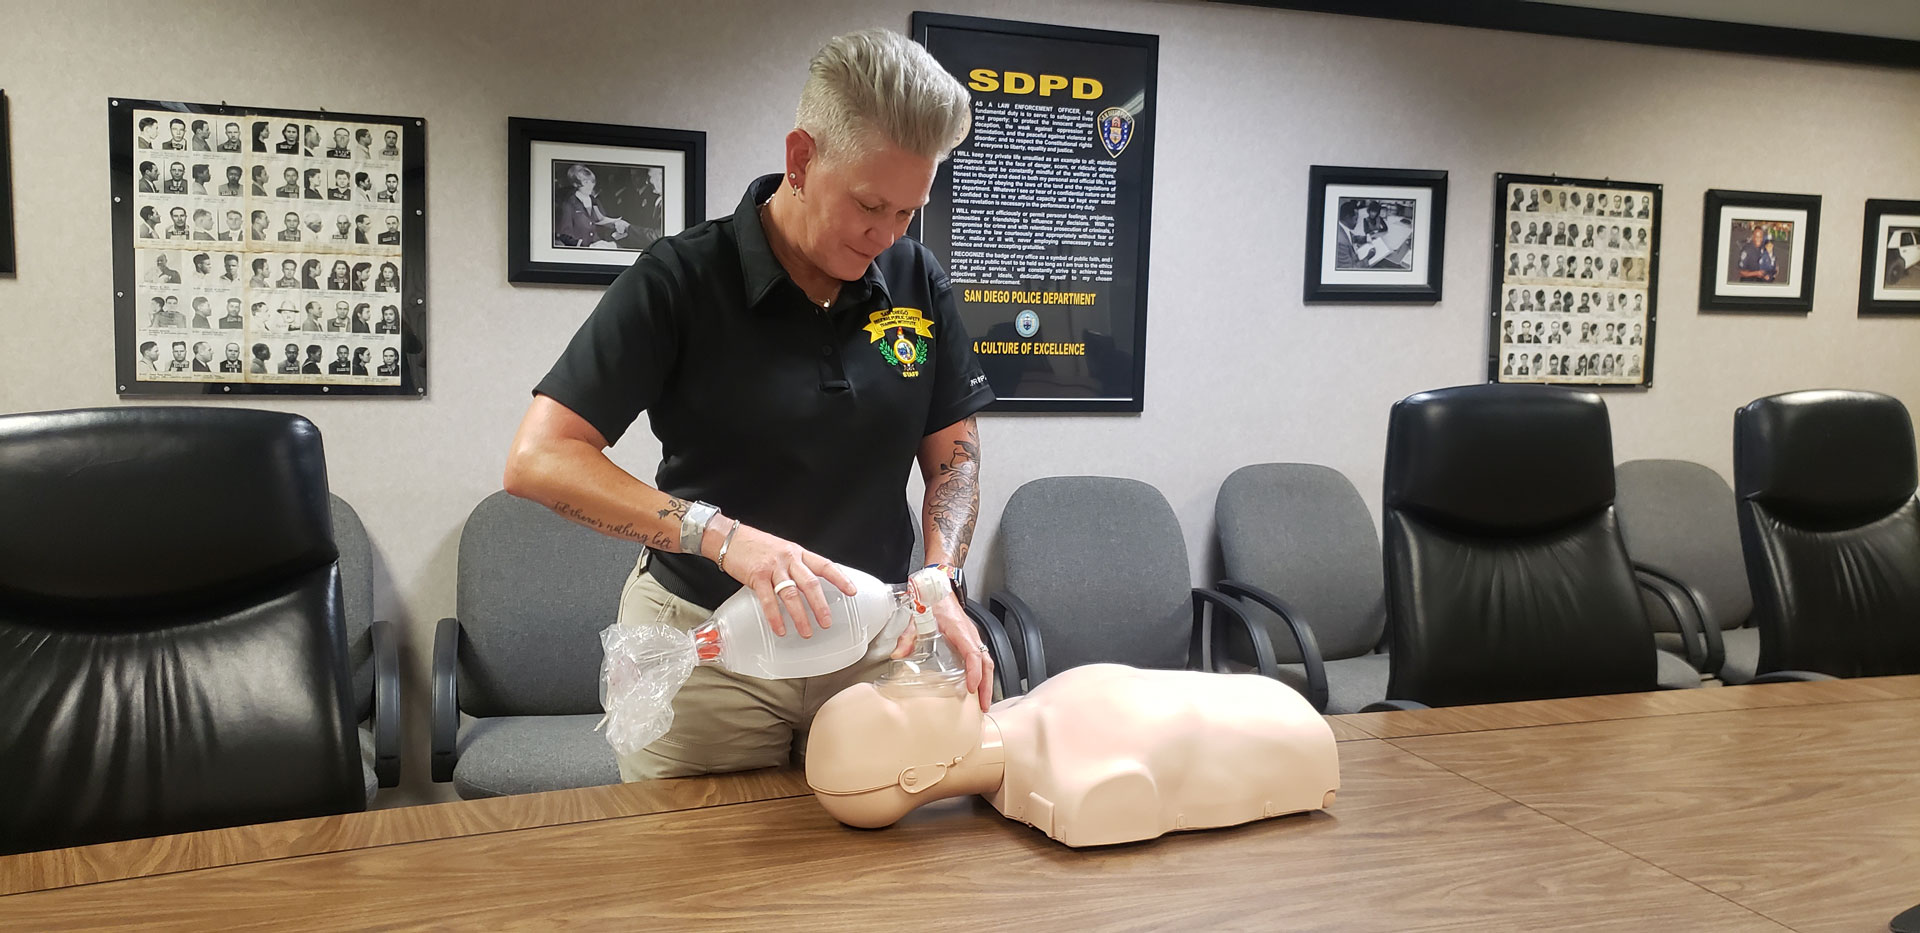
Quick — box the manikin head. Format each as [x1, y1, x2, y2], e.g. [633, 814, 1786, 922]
[805, 682, 999, 829]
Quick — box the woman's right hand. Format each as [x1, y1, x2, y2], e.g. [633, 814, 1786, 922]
[714, 522, 857, 639]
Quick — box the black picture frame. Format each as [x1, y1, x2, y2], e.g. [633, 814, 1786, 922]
[1858, 198, 1920, 316]
[1303, 165, 1446, 303]
[1699, 189, 1821, 314]
[911, 12, 1158, 414]
[1487, 173, 1661, 388]
[0, 90, 14, 276]
[110, 97, 428, 397]
[507, 117, 705, 286]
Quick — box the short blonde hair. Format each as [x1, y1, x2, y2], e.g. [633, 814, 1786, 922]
[796, 28, 971, 164]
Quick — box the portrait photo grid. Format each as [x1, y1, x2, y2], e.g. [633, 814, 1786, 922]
[130, 109, 407, 386]
[1494, 181, 1656, 385]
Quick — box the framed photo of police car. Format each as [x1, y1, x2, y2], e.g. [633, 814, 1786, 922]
[1860, 198, 1920, 316]
[0, 90, 14, 276]
[1699, 188, 1820, 314]
[1303, 165, 1447, 303]
[507, 117, 706, 286]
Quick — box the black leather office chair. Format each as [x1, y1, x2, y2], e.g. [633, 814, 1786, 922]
[1370, 385, 1672, 710]
[1735, 390, 1920, 678]
[0, 408, 365, 855]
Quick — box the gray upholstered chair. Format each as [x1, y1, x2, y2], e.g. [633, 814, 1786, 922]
[330, 494, 401, 802]
[1615, 460, 1758, 684]
[983, 476, 1273, 693]
[1214, 463, 1390, 713]
[432, 491, 640, 798]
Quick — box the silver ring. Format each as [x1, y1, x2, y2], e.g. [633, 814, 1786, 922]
[975, 645, 991, 654]
[773, 579, 798, 596]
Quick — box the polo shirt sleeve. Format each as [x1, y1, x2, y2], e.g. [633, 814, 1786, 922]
[531, 250, 683, 447]
[925, 259, 995, 434]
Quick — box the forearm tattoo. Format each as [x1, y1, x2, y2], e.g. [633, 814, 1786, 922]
[552, 500, 675, 550]
[657, 497, 689, 522]
[926, 418, 981, 565]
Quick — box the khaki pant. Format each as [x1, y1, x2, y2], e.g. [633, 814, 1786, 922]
[614, 553, 895, 781]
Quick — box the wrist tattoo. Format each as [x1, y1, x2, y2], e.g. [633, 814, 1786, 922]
[926, 418, 980, 566]
[657, 497, 689, 521]
[552, 499, 675, 550]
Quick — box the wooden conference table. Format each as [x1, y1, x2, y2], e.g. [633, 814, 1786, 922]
[3, 676, 1917, 931]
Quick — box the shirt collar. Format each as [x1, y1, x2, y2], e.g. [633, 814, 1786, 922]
[735, 174, 890, 313]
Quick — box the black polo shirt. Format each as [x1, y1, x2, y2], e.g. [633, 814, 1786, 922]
[535, 173, 994, 610]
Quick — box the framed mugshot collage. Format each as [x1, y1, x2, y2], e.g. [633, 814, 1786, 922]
[110, 99, 427, 397]
[1489, 174, 1660, 387]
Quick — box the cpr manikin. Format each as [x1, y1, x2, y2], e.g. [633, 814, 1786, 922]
[806, 636, 1341, 847]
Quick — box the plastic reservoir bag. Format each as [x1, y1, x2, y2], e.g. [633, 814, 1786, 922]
[596, 621, 699, 757]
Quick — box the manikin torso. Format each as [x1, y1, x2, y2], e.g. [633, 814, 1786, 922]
[806, 663, 1340, 847]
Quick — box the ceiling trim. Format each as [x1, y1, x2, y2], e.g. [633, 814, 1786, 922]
[1210, 0, 1920, 70]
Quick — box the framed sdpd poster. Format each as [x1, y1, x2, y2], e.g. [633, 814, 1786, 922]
[111, 98, 427, 397]
[1488, 173, 1660, 387]
[912, 13, 1157, 412]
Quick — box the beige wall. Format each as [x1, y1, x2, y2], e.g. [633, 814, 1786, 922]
[3, 0, 1917, 804]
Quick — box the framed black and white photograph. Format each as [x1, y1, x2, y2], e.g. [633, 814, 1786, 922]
[1859, 198, 1920, 316]
[1700, 189, 1821, 313]
[110, 98, 427, 398]
[507, 117, 705, 286]
[1487, 173, 1660, 387]
[0, 90, 14, 276]
[1304, 165, 1446, 303]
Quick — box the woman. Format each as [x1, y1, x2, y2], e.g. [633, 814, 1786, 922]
[375, 262, 400, 292]
[351, 303, 372, 333]
[376, 305, 401, 334]
[301, 259, 322, 290]
[251, 121, 271, 153]
[553, 164, 630, 247]
[327, 260, 351, 291]
[377, 347, 400, 376]
[351, 347, 371, 376]
[351, 262, 372, 291]
[504, 28, 994, 783]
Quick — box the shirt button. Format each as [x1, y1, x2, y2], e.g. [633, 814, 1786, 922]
[820, 345, 833, 357]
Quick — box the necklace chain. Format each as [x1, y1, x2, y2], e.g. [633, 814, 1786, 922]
[760, 199, 835, 310]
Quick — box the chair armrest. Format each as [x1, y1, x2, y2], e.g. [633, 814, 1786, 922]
[1192, 586, 1279, 679]
[370, 619, 401, 788]
[987, 591, 1049, 689]
[1360, 699, 1431, 712]
[1748, 670, 1838, 684]
[963, 598, 1021, 699]
[1634, 565, 1725, 676]
[431, 617, 461, 783]
[1214, 580, 1328, 712]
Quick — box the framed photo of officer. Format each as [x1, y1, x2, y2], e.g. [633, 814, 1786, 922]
[1487, 172, 1660, 388]
[1303, 165, 1446, 303]
[507, 117, 706, 286]
[1859, 198, 1920, 316]
[0, 90, 14, 276]
[1700, 189, 1821, 313]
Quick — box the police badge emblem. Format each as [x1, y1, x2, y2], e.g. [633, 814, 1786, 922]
[1096, 107, 1134, 159]
[866, 307, 933, 378]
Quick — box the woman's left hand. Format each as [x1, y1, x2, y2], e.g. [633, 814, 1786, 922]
[891, 594, 994, 710]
